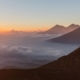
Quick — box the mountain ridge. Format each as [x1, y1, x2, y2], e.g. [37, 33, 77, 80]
[39, 24, 80, 34]
[49, 27, 80, 44]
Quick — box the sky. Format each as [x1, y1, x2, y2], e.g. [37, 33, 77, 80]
[0, 0, 80, 32]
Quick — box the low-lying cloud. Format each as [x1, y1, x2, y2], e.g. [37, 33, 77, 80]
[0, 44, 56, 69]
[0, 33, 77, 69]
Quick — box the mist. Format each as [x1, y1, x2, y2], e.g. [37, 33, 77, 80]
[0, 32, 77, 69]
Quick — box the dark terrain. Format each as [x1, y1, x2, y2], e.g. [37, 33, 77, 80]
[50, 27, 80, 44]
[0, 47, 80, 80]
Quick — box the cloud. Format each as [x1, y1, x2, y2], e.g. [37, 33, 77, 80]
[0, 44, 56, 69]
[0, 44, 33, 68]
[0, 33, 76, 69]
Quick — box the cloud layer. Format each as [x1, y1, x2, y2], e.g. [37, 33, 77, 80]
[0, 33, 77, 69]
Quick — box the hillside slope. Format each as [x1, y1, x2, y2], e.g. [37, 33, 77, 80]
[50, 27, 80, 44]
[0, 48, 80, 80]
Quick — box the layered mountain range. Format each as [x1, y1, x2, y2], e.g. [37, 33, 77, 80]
[39, 24, 80, 34]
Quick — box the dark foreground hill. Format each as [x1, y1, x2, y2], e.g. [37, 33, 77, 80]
[50, 27, 80, 44]
[0, 48, 80, 80]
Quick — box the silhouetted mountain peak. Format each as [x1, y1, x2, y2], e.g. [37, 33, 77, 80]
[48, 25, 65, 30]
[68, 24, 80, 28]
[39, 24, 79, 34]
[54, 24, 65, 28]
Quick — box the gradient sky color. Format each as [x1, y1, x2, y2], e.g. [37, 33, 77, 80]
[0, 0, 80, 32]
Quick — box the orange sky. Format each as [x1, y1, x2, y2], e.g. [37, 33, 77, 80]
[0, 24, 50, 32]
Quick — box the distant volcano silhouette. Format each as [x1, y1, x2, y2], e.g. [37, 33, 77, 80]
[39, 25, 66, 34]
[67, 24, 80, 32]
[39, 24, 79, 34]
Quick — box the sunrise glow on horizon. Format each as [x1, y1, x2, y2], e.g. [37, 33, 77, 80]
[0, 24, 51, 32]
[0, 0, 80, 32]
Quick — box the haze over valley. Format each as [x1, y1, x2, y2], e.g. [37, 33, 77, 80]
[0, 32, 77, 69]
